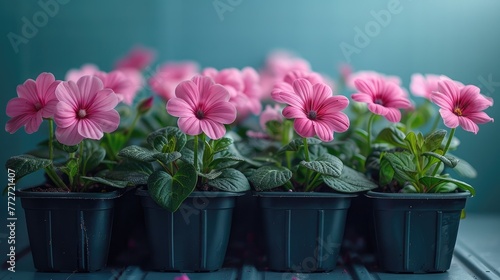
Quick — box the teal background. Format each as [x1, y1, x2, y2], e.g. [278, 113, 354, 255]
[1, 0, 499, 212]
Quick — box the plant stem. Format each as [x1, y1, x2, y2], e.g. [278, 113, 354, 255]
[432, 128, 456, 176]
[194, 135, 199, 172]
[303, 137, 312, 191]
[48, 119, 54, 161]
[75, 141, 84, 191]
[283, 120, 293, 169]
[44, 166, 69, 191]
[430, 111, 441, 133]
[366, 113, 376, 155]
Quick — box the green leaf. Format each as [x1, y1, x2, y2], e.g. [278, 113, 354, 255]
[147, 164, 198, 212]
[449, 154, 477, 178]
[60, 158, 78, 180]
[419, 176, 475, 196]
[147, 127, 187, 153]
[375, 126, 407, 148]
[152, 152, 182, 166]
[277, 138, 322, 154]
[80, 140, 106, 175]
[322, 166, 378, 193]
[199, 170, 223, 180]
[299, 154, 343, 177]
[118, 145, 158, 162]
[379, 156, 394, 186]
[102, 132, 128, 158]
[405, 132, 421, 156]
[382, 152, 417, 183]
[81, 176, 129, 188]
[107, 160, 154, 185]
[5, 155, 52, 180]
[211, 137, 233, 154]
[423, 129, 446, 152]
[248, 166, 292, 191]
[208, 156, 245, 169]
[423, 152, 459, 168]
[207, 168, 250, 192]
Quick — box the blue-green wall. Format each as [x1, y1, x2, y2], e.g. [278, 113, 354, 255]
[1, 0, 499, 212]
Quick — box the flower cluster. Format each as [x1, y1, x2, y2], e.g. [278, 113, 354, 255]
[5, 48, 495, 202]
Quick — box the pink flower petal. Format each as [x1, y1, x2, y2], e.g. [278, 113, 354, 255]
[5, 114, 37, 134]
[458, 117, 479, 134]
[466, 112, 494, 124]
[78, 119, 104, 140]
[282, 106, 306, 119]
[6, 98, 35, 117]
[56, 81, 81, 110]
[16, 80, 38, 103]
[351, 93, 373, 103]
[292, 79, 313, 104]
[175, 80, 199, 109]
[439, 109, 459, 129]
[383, 107, 402, 123]
[437, 79, 460, 104]
[204, 102, 236, 124]
[204, 84, 230, 107]
[178, 117, 202, 136]
[313, 120, 334, 142]
[293, 118, 315, 138]
[200, 119, 227, 139]
[35, 72, 57, 97]
[88, 89, 120, 113]
[55, 102, 78, 128]
[77, 76, 104, 107]
[167, 98, 193, 118]
[311, 83, 333, 107]
[326, 112, 350, 133]
[92, 110, 120, 133]
[56, 125, 84, 146]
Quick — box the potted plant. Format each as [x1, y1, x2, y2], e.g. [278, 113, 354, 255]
[239, 72, 378, 272]
[3, 71, 149, 272]
[342, 72, 494, 273]
[117, 75, 250, 272]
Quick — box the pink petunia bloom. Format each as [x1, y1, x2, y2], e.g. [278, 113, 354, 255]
[115, 46, 156, 71]
[431, 79, 494, 134]
[271, 70, 325, 103]
[174, 275, 190, 280]
[6, 72, 60, 134]
[149, 61, 199, 101]
[203, 67, 262, 121]
[65, 64, 100, 82]
[54, 76, 120, 146]
[95, 70, 138, 105]
[259, 50, 312, 100]
[273, 78, 350, 142]
[166, 76, 236, 139]
[410, 74, 464, 100]
[351, 76, 413, 123]
[346, 71, 401, 90]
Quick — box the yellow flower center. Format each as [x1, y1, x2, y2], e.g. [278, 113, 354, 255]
[454, 107, 463, 116]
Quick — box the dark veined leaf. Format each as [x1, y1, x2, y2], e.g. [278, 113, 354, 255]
[423, 129, 446, 152]
[375, 126, 407, 148]
[147, 127, 187, 153]
[248, 166, 292, 191]
[322, 166, 378, 193]
[152, 152, 182, 166]
[198, 170, 223, 180]
[207, 168, 250, 192]
[419, 176, 475, 196]
[5, 155, 52, 180]
[277, 138, 322, 154]
[299, 154, 343, 177]
[80, 140, 106, 175]
[118, 145, 158, 162]
[382, 152, 417, 184]
[107, 160, 154, 185]
[423, 152, 459, 168]
[208, 156, 246, 169]
[148, 163, 198, 212]
[378, 156, 395, 186]
[211, 137, 233, 154]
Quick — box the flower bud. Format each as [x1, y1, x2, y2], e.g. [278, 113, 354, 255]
[137, 96, 154, 115]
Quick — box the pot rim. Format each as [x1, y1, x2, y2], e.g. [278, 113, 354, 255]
[254, 191, 357, 198]
[135, 187, 246, 198]
[365, 190, 471, 200]
[16, 187, 124, 200]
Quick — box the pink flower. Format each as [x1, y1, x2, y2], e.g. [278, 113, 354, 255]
[431, 79, 494, 134]
[115, 46, 156, 71]
[347, 71, 401, 90]
[54, 76, 120, 146]
[95, 70, 138, 105]
[259, 50, 311, 99]
[339, 63, 353, 82]
[271, 70, 325, 102]
[5, 72, 60, 134]
[166, 76, 236, 139]
[149, 61, 199, 101]
[65, 64, 100, 82]
[352, 76, 413, 122]
[410, 74, 464, 100]
[274, 78, 350, 142]
[174, 275, 190, 280]
[203, 67, 262, 121]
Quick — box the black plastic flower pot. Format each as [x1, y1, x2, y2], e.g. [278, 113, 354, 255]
[136, 189, 242, 272]
[365, 191, 471, 273]
[257, 192, 356, 272]
[17, 188, 122, 272]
